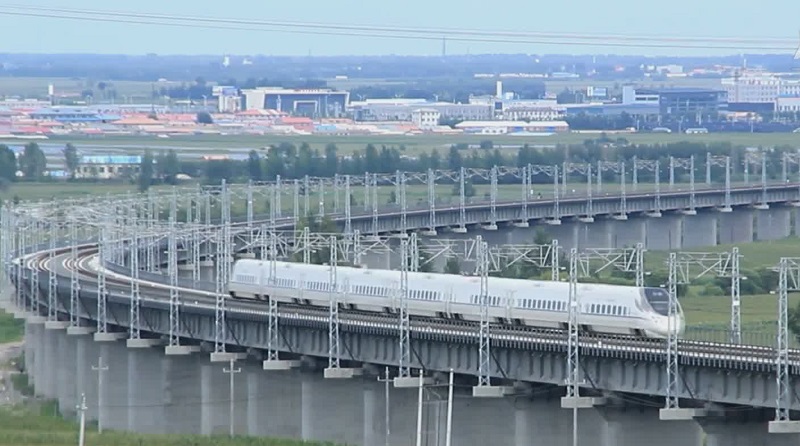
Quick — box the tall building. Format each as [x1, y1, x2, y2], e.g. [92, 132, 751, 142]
[241, 87, 349, 118]
[622, 86, 726, 118]
[721, 72, 800, 112]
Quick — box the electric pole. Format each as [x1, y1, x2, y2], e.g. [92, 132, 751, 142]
[376, 367, 392, 446]
[91, 356, 108, 433]
[223, 358, 241, 438]
[77, 393, 87, 446]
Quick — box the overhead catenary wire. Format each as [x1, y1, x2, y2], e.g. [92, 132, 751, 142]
[0, 5, 794, 51]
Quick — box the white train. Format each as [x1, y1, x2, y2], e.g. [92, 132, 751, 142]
[227, 260, 685, 339]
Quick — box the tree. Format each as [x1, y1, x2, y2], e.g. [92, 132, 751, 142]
[247, 150, 263, 181]
[161, 150, 180, 184]
[63, 143, 80, 179]
[18, 143, 46, 180]
[788, 301, 800, 342]
[444, 257, 461, 275]
[138, 151, 154, 192]
[0, 145, 17, 183]
[196, 112, 213, 124]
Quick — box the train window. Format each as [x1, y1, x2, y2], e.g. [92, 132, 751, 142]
[644, 288, 670, 316]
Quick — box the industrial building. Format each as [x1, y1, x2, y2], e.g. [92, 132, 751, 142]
[241, 87, 349, 118]
[350, 100, 492, 122]
[622, 86, 727, 118]
[721, 72, 800, 113]
[454, 120, 569, 135]
[75, 155, 141, 180]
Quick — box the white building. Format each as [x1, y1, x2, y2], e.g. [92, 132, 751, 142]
[721, 73, 800, 104]
[776, 97, 800, 114]
[454, 120, 569, 135]
[411, 108, 440, 129]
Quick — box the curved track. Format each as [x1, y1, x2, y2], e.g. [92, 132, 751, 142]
[17, 243, 798, 370]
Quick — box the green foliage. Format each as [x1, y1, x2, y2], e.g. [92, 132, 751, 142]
[444, 257, 461, 275]
[247, 150, 263, 181]
[196, 111, 214, 124]
[0, 145, 16, 184]
[138, 150, 154, 192]
[62, 143, 80, 179]
[156, 150, 181, 185]
[0, 311, 23, 344]
[17, 143, 46, 180]
[0, 404, 343, 446]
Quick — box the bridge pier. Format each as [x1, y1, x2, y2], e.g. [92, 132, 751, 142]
[73, 333, 98, 421]
[612, 218, 646, 249]
[577, 220, 613, 249]
[756, 208, 792, 241]
[162, 353, 202, 434]
[96, 338, 129, 431]
[248, 369, 302, 438]
[599, 407, 702, 446]
[719, 210, 754, 244]
[200, 360, 248, 436]
[40, 325, 60, 399]
[646, 215, 682, 250]
[23, 321, 43, 393]
[682, 212, 718, 248]
[127, 343, 165, 433]
[56, 330, 77, 414]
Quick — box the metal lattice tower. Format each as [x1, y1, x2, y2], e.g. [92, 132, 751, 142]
[69, 220, 80, 326]
[96, 220, 108, 334]
[246, 182, 254, 237]
[520, 165, 529, 223]
[129, 229, 141, 340]
[620, 161, 627, 216]
[775, 257, 791, 422]
[585, 164, 593, 218]
[371, 173, 379, 238]
[328, 236, 340, 370]
[214, 226, 227, 353]
[551, 239, 560, 282]
[427, 168, 436, 234]
[344, 175, 352, 237]
[303, 175, 310, 218]
[47, 222, 57, 321]
[293, 179, 300, 236]
[490, 167, 498, 227]
[399, 171, 407, 234]
[410, 233, 419, 273]
[275, 175, 283, 218]
[364, 172, 370, 213]
[551, 165, 560, 222]
[761, 152, 768, 207]
[167, 216, 180, 348]
[266, 229, 280, 362]
[398, 238, 411, 378]
[318, 177, 325, 217]
[458, 167, 467, 232]
[689, 155, 696, 212]
[333, 174, 340, 214]
[664, 252, 679, 409]
[477, 236, 491, 387]
[724, 156, 732, 210]
[565, 248, 580, 398]
[29, 220, 39, 314]
[634, 243, 645, 287]
[730, 247, 741, 344]
[654, 160, 662, 213]
[15, 223, 24, 310]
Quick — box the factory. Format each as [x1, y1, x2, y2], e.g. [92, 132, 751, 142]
[241, 87, 350, 118]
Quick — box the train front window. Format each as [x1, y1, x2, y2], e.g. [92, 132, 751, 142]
[644, 288, 674, 316]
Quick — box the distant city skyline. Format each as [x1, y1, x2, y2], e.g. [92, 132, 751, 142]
[0, 1, 799, 57]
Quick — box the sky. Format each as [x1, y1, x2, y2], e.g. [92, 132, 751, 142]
[1, 0, 799, 57]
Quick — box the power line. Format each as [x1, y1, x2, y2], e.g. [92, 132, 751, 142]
[0, 5, 793, 51]
[3, 4, 797, 45]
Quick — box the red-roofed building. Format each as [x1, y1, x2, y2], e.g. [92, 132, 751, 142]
[278, 116, 314, 132]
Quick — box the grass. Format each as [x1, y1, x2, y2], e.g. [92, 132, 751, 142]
[0, 403, 342, 446]
[0, 77, 182, 102]
[645, 237, 800, 272]
[5, 131, 799, 159]
[0, 311, 23, 345]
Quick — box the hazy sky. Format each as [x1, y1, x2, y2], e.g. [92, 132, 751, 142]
[2, 0, 800, 56]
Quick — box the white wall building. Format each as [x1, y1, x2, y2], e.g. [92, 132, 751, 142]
[776, 97, 800, 113]
[411, 108, 440, 129]
[721, 73, 800, 104]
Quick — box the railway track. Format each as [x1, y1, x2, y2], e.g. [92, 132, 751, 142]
[15, 243, 796, 369]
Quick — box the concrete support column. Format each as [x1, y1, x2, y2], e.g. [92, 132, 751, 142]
[73, 334, 98, 421]
[34, 323, 47, 396]
[646, 215, 682, 250]
[162, 354, 201, 434]
[199, 361, 247, 436]
[513, 398, 605, 446]
[246, 370, 267, 437]
[41, 328, 59, 398]
[579, 220, 614, 249]
[544, 222, 579, 251]
[363, 384, 379, 446]
[718, 210, 754, 244]
[300, 372, 315, 441]
[682, 213, 718, 248]
[599, 408, 701, 446]
[260, 371, 301, 439]
[24, 322, 42, 391]
[56, 332, 77, 414]
[127, 347, 165, 433]
[612, 219, 647, 249]
[756, 208, 791, 241]
[98, 340, 128, 431]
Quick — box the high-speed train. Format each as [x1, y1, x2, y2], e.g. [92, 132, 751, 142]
[227, 259, 685, 339]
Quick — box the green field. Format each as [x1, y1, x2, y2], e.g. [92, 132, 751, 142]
[0, 403, 340, 446]
[645, 238, 800, 272]
[4, 131, 798, 159]
[0, 77, 183, 102]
